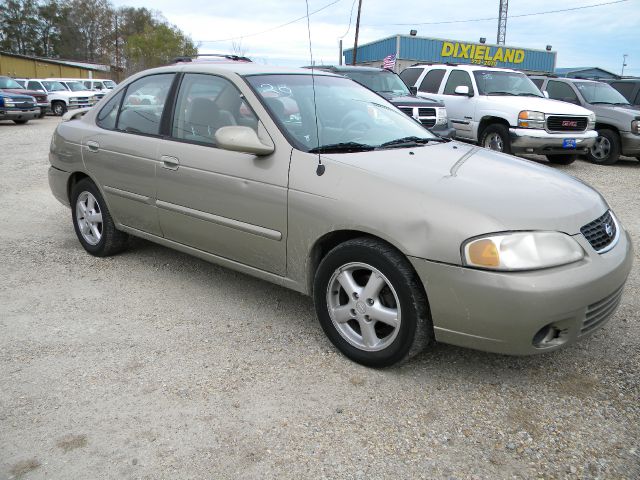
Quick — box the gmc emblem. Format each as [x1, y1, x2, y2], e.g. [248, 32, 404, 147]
[562, 120, 578, 127]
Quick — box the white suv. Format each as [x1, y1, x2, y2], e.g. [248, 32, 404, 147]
[400, 64, 597, 164]
[25, 79, 98, 116]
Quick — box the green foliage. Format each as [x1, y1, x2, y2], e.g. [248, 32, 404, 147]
[0, 0, 197, 74]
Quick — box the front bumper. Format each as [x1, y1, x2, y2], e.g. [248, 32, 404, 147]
[509, 128, 597, 154]
[0, 108, 40, 121]
[430, 124, 456, 139]
[409, 229, 633, 355]
[620, 131, 640, 156]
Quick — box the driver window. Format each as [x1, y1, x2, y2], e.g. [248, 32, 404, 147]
[172, 73, 258, 145]
[443, 70, 474, 95]
[546, 81, 580, 104]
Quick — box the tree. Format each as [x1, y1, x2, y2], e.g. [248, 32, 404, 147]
[125, 22, 197, 74]
[0, 0, 40, 55]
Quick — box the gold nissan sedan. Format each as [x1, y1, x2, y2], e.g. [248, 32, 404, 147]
[48, 64, 633, 367]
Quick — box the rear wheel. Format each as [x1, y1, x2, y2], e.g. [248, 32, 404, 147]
[546, 154, 577, 165]
[71, 178, 129, 257]
[480, 124, 511, 154]
[313, 237, 433, 367]
[587, 129, 620, 165]
[38, 109, 47, 118]
[52, 101, 67, 116]
[13, 119, 29, 125]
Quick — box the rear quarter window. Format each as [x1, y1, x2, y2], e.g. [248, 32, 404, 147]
[399, 68, 423, 87]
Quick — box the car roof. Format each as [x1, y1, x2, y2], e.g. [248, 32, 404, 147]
[407, 63, 519, 73]
[148, 63, 340, 78]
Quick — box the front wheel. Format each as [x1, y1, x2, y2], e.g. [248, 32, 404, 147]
[480, 124, 512, 154]
[13, 119, 29, 125]
[313, 238, 433, 367]
[546, 154, 577, 165]
[52, 101, 67, 116]
[586, 129, 620, 165]
[71, 178, 129, 257]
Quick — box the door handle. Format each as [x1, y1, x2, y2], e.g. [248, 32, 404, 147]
[86, 141, 99, 152]
[161, 155, 180, 171]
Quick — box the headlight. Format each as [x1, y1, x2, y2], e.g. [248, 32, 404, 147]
[436, 107, 448, 125]
[5, 101, 15, 107]
[588, 112, 596, 130]
[462, 231, 584, 271]
[518, 111, 545, 129]
[632, 119, 640, 135]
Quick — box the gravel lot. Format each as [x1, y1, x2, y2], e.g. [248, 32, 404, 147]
[1, 116, 639, 479]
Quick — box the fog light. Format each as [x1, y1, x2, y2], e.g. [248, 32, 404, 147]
[532, 323, 568, 348]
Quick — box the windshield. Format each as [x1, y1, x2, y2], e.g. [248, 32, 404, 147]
[66, 81, 90, 92]
[342, 70, 410, 96]
[246, 74, 437, 153]
[42, 81, 67, 92]
[574, 81, 629, 105]
[0, 78, 24, 89]
[473, 70, 543, 97]
[103, 80, 116, 89]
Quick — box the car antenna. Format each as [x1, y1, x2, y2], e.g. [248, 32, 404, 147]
[305, 0, 325, 176]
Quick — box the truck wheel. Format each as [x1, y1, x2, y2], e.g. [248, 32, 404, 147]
[13, 119, 29, 125]
[313, 237, 433, 367]
[52, 101, 67, 116]
[587, 129, 620, 165]
[480, 124, 511, 154]
[546, 154, 577, 165]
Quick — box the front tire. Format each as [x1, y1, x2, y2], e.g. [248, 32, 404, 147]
[480, 124, 512, 154]
[313, 238, 433, 367]
[587, 129, 620, 165]
[52, 101, 67, 116]
[71, 178, 129, 257]
[13, 119, 29, 125]
[546, 154, 577, 165]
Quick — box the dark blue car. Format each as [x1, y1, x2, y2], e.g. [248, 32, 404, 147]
[0, 91, 40, 124]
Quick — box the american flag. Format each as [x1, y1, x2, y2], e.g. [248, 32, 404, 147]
[382, 54, 396, 70]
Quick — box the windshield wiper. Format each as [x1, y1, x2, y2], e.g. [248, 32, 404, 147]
[516, 93, 543, 97]
[379, 136, 447, 148]
[589, 101, 616, 105]
[486, 91, 517, 96]
[308, 142, 375, 154]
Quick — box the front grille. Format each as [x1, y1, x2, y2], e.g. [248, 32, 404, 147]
[398, 107, 414, 117]
[580, 210, 617, 252]
[421, 119, 436, 128]
[418, 107, 436, 117]
[546, 116, 588, 132]
[581, 285, 624, 335]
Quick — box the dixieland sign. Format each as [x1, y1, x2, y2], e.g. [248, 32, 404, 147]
[441, 41, 526, 67]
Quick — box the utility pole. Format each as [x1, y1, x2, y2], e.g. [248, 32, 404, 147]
[497, 0, 508, 45]
[114, 13, 120, 81]
[621, 54, 628, 76]
[339, 39, 343, 65]
[352, 0, 363, 65]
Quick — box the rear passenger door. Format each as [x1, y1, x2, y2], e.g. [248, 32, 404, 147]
[155, 73, 288, 275]
[83, 73, 175, 235]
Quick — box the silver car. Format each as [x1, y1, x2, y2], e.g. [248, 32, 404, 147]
[48, 64, 633, 367]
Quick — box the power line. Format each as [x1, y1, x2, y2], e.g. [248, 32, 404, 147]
[371, 0, 629, 27]
[338, 0, 358, 39]
[198, 0, 344, 44]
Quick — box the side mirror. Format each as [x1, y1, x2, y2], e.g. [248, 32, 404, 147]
[409, 86, 418, 96]
[454, 85, 471, 96]
[215, 126, 274, 156]
[543, 91, 549, 99]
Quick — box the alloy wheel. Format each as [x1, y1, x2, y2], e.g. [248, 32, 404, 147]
[326, 262, 401, 352]
[484, 132, 504, 151]
[75, 191, 103, 246]
[590, 136, 611, 160]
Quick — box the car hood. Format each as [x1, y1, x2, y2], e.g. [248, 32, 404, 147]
[588, 103, 640, 121]
[1, 88, 47, 101]
[322, 141, 607, 236]
[480, 95, 594, 116]
[382, 93, 444, 107]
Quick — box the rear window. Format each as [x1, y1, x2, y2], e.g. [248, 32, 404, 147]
[609, 82, 636, 102]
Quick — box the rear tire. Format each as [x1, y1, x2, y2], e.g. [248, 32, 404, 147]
[38, 110, 47, 118]
[546, 154, 577, 165]
[13, 119, 29, 125]
[586, 129, 620, 165]
[71, 178, 129, 257]
[479, 124, 512, 154]
[52, 101, 67, 116]
[313, 237, 433, 367]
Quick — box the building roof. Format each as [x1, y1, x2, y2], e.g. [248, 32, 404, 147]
[0, 51, 110, 71]
[555, 66, 618, 77]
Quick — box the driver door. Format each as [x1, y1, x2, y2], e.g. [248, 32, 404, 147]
[439, 70, 476, 139]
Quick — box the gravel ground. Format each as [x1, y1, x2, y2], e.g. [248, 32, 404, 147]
[1, 117, 639, 480]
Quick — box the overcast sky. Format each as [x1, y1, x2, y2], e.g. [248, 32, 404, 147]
[112, 0, 639, 75]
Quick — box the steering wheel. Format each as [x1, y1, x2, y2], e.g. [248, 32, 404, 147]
[339, 111, 371, 141]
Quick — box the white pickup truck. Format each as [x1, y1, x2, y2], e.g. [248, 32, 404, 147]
[400, 64, 597, 164]
[24, 79, 97, 116]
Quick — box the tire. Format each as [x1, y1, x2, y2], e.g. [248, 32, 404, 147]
[546, 154, 577, 165]
[38, 110, 47, 118]
[313, 237, 433, 367]
[479, 123, 512, 154]
[71, 178, 129, 257]
[52, 101, 67, 116]
[586, 129, 620, 165]
[13, 119, 29, 125]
